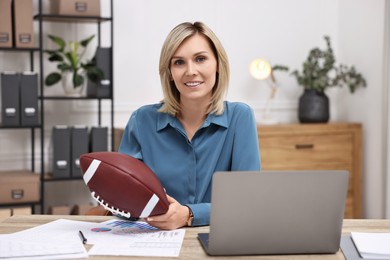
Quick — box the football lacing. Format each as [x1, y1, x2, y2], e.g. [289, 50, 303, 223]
[91, 191, 132, 218]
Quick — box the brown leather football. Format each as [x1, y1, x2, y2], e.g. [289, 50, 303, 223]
[80, 152, 169, 218]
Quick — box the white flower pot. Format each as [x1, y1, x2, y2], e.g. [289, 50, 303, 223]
[61, 71, 86, 97]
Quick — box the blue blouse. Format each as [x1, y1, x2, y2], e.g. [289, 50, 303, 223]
[119, 101, 261, 226]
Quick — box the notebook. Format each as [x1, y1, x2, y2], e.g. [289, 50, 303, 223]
[198, 170, 349, 256]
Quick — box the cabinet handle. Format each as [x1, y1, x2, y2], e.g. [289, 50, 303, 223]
[295, 144, 314, 149]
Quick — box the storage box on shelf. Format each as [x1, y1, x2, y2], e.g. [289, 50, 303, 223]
[0, 170, 40, 215]
[0, 170, 40, 204]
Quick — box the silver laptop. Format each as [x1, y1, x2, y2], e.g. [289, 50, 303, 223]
[198, 170, 349, 256]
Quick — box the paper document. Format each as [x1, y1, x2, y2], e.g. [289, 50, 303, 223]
[0, 218, 185, 258]
[0, 219, 89, 259]
[86, 219, 185, 257]
[351, 232, 390, 259]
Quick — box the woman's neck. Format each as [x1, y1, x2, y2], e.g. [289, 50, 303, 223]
[178, 100, 209, 141]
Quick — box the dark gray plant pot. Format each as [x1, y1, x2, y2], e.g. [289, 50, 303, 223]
[298, 89, 329, 123]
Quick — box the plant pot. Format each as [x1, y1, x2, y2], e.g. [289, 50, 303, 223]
[298, 89, 329, 123]
[61, 71, 86, 97]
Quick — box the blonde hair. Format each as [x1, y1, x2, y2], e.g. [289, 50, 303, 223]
[158, 21, 230, 116]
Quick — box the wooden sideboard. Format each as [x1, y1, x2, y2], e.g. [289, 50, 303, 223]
[257, 123, 362, 218]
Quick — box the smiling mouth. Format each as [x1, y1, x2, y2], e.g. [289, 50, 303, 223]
[185, 81, 203, 87]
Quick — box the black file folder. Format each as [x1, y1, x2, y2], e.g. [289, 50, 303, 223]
[1, 72, 20, 126]
[71, 126, 89, 177]
[52, 125, 71, 178]
[87, 47, 112, 98]
[20, 72, 39, 126]
[90, 126, 108, 152]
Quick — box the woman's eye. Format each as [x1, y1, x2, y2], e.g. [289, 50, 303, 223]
[173, 59, 184, 66]
[196, 56, 206, 62]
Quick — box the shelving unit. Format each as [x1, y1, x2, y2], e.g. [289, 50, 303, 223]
[0, 47, 41, 213]
[35, 0, 114, 213]
[0, 0, 114, 214]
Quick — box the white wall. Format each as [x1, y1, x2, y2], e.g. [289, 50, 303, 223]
[113, 0, 341, 125]
[0, 0, 387, 218]
[337, 0, 387, 219]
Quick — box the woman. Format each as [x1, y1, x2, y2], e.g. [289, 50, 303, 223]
[119, 21, 261, 230]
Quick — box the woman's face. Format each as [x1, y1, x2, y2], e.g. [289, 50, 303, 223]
[170, 33, 218, 105]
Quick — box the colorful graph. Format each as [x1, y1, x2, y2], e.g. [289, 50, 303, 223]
[106, 220, 158, 230]
[91, 227, 112, 232]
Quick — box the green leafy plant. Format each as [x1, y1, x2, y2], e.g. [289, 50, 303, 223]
[44, 34, 104, 88]
[291, 35, 367, 93]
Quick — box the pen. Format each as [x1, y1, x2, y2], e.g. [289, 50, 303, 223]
[79, 230, 87, 244]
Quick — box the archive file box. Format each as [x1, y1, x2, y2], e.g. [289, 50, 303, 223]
[87, 47, 112, 98]
[52, 125, 107, 178]
[20, 72, 39, 126]
[50, 0, 101, 16]
[0, 71, 39, 127]
[1, 72, 20, 126]
[0, 170, 39, 204]
[0, 0, 12, 47]
[13, 0, 34, 48]
[71, 126, 89, 177]
[52, 125, 71, 178]
[90, 126, 108, 152]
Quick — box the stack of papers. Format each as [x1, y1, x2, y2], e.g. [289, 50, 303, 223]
[351, 232, 390, 259]
[0, 222, 88, 259]
[0, 218, 185, 259]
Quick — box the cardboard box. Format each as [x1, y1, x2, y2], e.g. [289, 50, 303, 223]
[71, 203, 95, 215]
[50, 0, 100, 16]
[0, 0, 13, 47]
[0, 208, 12, 222]
[13, 0, 35, 48]
[0, 171, 39, 204]
[12, 206, 32, 216]
[47, 205, 71, 215]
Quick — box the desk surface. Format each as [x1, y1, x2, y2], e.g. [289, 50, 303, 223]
[1, 215, 390, 259]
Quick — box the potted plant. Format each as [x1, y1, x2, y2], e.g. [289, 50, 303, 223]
[291, 35, 367, 123]
[44, 34, 104, 96]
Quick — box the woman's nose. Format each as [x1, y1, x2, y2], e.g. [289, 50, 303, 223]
[185, 62, 197, 76]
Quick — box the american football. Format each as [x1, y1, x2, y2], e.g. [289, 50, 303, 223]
[79, 151, 169, 218]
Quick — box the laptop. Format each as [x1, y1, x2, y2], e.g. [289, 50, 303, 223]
[198, 170, 349, 256]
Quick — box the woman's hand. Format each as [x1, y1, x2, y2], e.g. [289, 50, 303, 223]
[145, 195, 190, 230]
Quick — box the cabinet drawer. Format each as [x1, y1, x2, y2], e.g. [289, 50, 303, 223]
[259, 133, 353, 169]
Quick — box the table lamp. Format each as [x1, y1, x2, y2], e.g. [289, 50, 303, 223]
[249, 58, 278, 125]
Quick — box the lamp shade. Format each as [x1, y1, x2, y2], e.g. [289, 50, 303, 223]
[249, 58, 271, 80]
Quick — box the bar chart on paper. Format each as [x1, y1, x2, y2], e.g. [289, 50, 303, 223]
[86, 219, 186, 257]
[106, 220, 159, 230]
